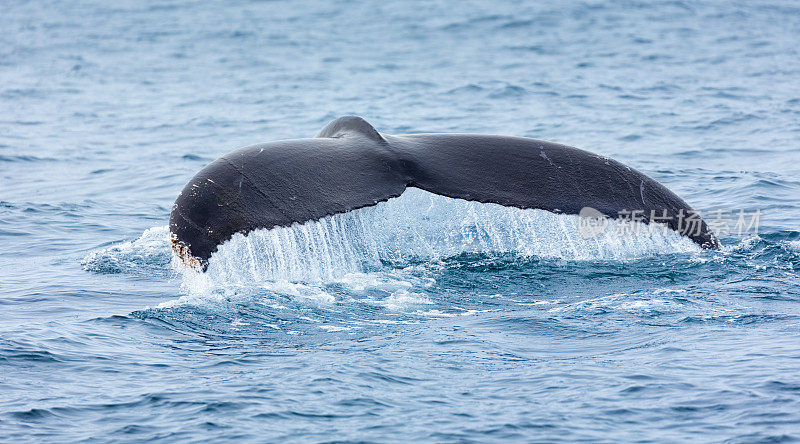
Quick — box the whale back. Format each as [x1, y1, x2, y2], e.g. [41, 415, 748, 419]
[316, 115, 386, 142]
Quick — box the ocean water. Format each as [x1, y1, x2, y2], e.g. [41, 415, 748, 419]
[2, 0, 800, 441]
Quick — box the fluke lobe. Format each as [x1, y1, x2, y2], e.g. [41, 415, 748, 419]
[170, 116, 720, 269]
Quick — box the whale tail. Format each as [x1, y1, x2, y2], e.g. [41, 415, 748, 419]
[170, 116, 719, 268]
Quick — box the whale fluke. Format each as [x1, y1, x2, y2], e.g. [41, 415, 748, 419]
[170, 116, 720, 269]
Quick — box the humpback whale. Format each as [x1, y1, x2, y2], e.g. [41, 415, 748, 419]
[170, 116, 720, 268]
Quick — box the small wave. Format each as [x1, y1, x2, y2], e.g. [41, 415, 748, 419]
[81, 226, 172, 275]
[444, 84, 484, 95]
[0, 154, 59, 162]
[488, 85, 528, 99]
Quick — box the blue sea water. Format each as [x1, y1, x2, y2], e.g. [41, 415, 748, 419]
[2, 0, 800, 441]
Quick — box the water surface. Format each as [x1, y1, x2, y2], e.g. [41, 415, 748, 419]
[2, 0, 800, 441]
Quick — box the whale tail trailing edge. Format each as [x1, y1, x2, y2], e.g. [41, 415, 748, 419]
[170, 116, 719, 268]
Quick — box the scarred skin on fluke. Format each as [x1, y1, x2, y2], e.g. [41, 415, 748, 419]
[170, 116, 720, 269]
